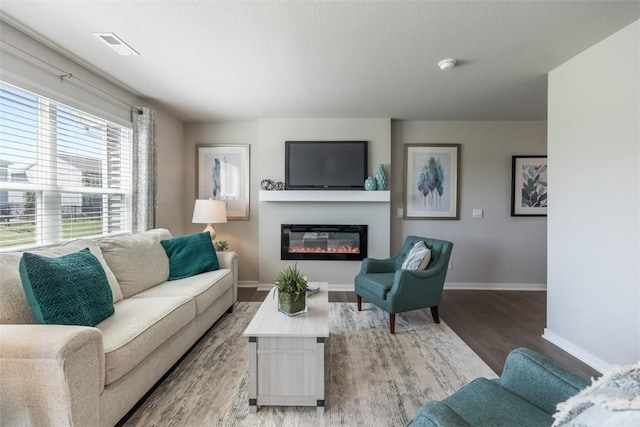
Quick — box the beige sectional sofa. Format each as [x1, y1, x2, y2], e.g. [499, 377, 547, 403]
[0, 228, 238, 426]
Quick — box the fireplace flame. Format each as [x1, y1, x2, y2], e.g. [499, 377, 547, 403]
[289, 246, 360, 254]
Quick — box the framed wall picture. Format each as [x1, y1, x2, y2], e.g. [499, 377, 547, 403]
[511, 155, 547, 217]
[197, 144, 250, 220]
[403, 144, 460, 220]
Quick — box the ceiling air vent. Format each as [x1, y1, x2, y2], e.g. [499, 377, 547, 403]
[93, 33, 139, 56]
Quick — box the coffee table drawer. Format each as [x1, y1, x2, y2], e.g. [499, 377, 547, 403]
[257, 336, 317, 351]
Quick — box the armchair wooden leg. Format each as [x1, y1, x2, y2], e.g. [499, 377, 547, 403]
[390, 313, 396, 334]
[430, 306, 440, 324]
[356, 295, 362, 311]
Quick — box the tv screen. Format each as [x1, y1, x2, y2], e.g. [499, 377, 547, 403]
[285, 141, 368, 190]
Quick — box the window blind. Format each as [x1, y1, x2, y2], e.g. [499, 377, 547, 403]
[0, 81, 132, 250]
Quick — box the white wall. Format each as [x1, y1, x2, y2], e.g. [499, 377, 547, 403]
[257, 118, 392, 287]
[546, 20, 640, 371]
[0, 21, 187, 236]
[184, 121, 260, 285]
[393, 121, 548, 289]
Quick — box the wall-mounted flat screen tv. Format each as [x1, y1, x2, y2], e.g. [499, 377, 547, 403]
[285, 141, 368, 190]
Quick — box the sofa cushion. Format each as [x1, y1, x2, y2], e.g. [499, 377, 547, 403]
[0, 239, 122, 324]
[132, 269, 233, 315]
[160, 232, 219, 280]
[98, 229, 172, 298]
[443, 378, 554, 427]
[19, 248, 114, 326]
[66, 239, 123, 303]
[96, 295, 195, 385]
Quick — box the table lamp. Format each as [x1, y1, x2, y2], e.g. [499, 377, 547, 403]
[192, 199, 227, 239]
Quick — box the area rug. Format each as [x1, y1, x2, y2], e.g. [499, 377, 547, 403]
[123, 302, 496, 426]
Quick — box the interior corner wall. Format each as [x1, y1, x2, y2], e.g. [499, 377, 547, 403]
[546, 20, 640, 371]
[154, 109, 186, 234]
[183, 121, 260, 285]
[392, 120, 548, 289]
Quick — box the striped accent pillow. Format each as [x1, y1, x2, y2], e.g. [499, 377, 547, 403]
[401, 241, 431, 271]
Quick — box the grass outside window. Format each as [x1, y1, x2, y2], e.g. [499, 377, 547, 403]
[0, 218, 103, 249]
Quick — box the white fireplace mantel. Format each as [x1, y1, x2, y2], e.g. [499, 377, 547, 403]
[258, 190, 390, 203]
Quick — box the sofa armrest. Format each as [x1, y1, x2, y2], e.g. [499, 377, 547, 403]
[497, 347, 590, 415]
[217, 250, 238, 302]
[408, 401, 472, 427]
[0, 324, 104, 426]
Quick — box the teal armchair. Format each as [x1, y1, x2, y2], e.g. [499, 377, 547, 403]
[408, 347, 590, 427]
[354, 236, 453, 333]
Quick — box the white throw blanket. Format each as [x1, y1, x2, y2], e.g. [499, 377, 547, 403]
[553, 362, 640, 426]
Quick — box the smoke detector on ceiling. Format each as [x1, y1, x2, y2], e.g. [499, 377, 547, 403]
[438, 59, 457, 71]
[93, 33, 139, 56]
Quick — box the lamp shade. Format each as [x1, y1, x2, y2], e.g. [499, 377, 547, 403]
[192, 199, 227, 224]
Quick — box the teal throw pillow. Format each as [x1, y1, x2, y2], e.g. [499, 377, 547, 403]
[160, 232, 219, 281]
[19, 248, 114, 326]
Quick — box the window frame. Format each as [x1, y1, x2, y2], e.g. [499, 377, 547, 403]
[0, 81, 133, 251]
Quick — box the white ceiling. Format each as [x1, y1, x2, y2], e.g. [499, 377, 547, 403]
[1, 1, 639, 122]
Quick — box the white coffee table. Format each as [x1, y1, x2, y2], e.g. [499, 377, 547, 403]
[243, 282, 329, 414]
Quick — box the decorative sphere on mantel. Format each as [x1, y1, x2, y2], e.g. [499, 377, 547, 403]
[364, 176, 376, 191]
[260, 179, 275, 190]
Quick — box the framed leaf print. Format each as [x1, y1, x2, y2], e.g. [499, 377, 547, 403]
[511, 155, 547, 217]
[403, 144, 460, 220]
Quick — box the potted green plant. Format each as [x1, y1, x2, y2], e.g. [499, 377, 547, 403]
[213, 239, 229, 252]
[274, 264, 308, 316]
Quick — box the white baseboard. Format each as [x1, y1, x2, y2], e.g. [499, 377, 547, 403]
[542, 328, 608, 374]
[328, 283, 355, 292]
[256, 283, 355, 292]
[444, 282, 546, 291]
[238, 281, 259, 288]
[254, 282, 544, 291]
[256, 283, 273, 291]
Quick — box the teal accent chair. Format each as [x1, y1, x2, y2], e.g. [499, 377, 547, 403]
[355, 236, 453, 334]
[408, 347, 590, 427]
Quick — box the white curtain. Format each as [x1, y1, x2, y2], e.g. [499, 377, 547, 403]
[131, 107, 157, 232]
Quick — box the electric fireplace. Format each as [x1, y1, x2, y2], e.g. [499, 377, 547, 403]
[281, 224, 368, 261]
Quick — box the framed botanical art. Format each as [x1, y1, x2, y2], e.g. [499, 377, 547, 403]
[403, 144, 460, 220]
[511, 155, 547, 217]
[197, 144, 250, 220]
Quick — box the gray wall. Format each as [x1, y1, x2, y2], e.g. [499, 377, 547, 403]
[155, 109, 186, 234]
[185, 119, 548, 289]
[184, 121, 260, 285]
[392, 121, 548, 288]
[546, 20, 639, 371]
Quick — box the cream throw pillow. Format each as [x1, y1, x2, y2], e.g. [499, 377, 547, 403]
[401, 241, 431, 271]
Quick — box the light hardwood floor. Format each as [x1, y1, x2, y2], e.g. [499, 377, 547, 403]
[238, 287, 601, 379]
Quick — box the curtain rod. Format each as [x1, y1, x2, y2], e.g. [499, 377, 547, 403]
[1, 39, 139, 111]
